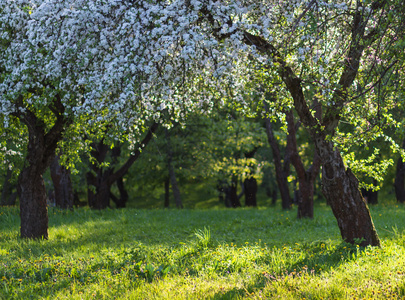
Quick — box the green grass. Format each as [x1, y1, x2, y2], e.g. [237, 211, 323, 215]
[1, 203, 405, 299]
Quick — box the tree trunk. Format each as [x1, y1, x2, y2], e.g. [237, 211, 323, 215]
[164, 178, 170, 208]
[86, 164, 111, 210]
[109, 176, 128, 208]
[229, 177, 241, 208]
[285, 110, 321, 219]
[115, 176, 128, 208]
[18, 166, 48, 239]
[87, 176, 111, 210]
[166, 128, 183, 209]
[264, 105, 292, 210]
[86, 139, 110, 209]
[50, 155, 73, 209]
[394, 139, 405, 203]
[205, 1, 384, 246]
[169, 164, 183, 209]
[361, 179, 378, 205]
[16, 95, 66, 239]
[244, 177, 257, 207]
[296, 176, 316, 218]
[317, 140, 380, 246]
[87, 123, 158, 209]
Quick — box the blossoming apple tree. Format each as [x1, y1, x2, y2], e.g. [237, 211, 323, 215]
[1, 0, 404, 246]
[0, 0, 220, 239]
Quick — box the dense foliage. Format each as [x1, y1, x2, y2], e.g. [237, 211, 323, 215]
[0, 0, 404, 245]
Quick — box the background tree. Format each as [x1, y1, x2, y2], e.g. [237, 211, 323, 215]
[50, 154, 73, 209]
[86, 122, 158, 209]
[190, 0, 405, 246]
[0, 0, 197, 238]
[394, 138, 405, 203]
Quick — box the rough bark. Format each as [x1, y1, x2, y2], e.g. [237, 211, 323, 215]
[15, 95, 67, 239]
[18, 166, 49, 239]
[317, 139, 380, 246]
[264, 104, 292, 210]
[50, 154, 73, 209]
[242, 6, 381, 245]
[394, 139, 405, 203]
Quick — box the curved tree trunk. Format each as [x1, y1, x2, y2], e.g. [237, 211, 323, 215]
[202, 0, 386, 247]
[264, 104, 292, 210]
[317, 140, 380, 246]
[241, 7, 381, 245]
[110, 175, 129, 208]
[15, 95, 66, 239]
[285, 109, 321, 219]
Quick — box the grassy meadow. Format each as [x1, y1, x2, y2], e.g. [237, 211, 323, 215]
[1, 203, 405, 299]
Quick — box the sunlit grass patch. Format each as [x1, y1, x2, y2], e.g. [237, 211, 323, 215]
[1, 204, 405, 299]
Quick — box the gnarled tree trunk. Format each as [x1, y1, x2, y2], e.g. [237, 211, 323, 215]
[87, 176, 111, 209]
[317, 139, 380, 246]
[201, 0, 386, 246]
[16, 95, 67, 239]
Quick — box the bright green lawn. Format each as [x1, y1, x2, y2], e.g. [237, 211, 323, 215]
[1, 203, 405, 299]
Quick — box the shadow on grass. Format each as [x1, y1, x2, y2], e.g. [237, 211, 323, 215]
[246, 240, 368, 293]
